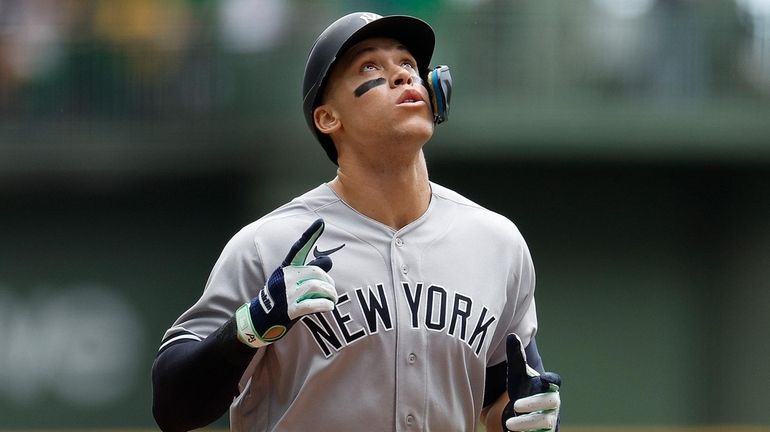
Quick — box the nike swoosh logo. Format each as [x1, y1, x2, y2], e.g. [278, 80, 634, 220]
[313, 244, 346, 258]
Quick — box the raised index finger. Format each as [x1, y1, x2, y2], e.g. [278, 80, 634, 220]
[282, 219, 325, 267]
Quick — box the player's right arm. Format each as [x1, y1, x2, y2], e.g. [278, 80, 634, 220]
[152, 318, 257, 432]
[152, 219, 337, 432]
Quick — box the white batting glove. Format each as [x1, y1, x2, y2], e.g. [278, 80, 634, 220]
[503, 334, 562, 432]
[235, 219, 337, 348]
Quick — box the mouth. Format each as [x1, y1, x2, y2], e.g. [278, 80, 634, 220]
[398, 89, 425, 105]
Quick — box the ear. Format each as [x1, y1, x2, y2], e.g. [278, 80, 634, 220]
[313, 104, 341, 135]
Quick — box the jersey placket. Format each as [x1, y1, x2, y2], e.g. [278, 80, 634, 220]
[390, 231, 427, 431]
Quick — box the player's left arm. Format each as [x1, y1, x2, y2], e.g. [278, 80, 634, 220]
[481, 336, 561, 432]
[482, 228, 560, 431]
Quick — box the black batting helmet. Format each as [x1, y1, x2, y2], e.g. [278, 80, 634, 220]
[302, 12, 436, 164]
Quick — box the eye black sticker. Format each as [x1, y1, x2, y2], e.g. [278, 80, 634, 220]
[354, 78, 386, 97]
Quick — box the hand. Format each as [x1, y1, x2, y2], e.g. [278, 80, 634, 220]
[502, 334, 561, 432]
[236, 219, 337, 348]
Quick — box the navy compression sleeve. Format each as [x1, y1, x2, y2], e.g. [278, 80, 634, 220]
[151, 317, 256, 432]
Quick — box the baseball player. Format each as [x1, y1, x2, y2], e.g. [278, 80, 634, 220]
[152, 12, 561, 432]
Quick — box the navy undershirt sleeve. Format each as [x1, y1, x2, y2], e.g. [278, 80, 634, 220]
[484, 361, 507, 407]
[151, 317, 257, 432]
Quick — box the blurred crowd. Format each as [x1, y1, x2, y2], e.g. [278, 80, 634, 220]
[1, 0, 769, 119]
[0, 0, 275, 118]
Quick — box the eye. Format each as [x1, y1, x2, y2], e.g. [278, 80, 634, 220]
[361, 62, 378, 72]
[401, 61, 416, 70]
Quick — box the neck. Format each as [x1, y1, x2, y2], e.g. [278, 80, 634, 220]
[329, 151, 431, 230]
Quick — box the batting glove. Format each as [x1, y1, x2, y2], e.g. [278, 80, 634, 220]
[235, 219, 337, 348]
[502, 334, 562, 432]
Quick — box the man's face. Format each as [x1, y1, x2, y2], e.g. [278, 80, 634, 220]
[316, 37, 434, 161]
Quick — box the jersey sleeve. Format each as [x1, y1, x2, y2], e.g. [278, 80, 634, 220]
[486, 229, 538, 368]
[158, 225, 268, 352]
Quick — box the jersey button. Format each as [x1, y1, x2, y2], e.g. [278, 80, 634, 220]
[408, 353, 416, 364]
[395, 237, 404, 247]
[406, 414, 415, 426]
[400, 264, 409, 274]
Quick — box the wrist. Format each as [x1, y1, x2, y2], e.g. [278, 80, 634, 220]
[235, 303, 268, 348]
[481, 392, 508, 432]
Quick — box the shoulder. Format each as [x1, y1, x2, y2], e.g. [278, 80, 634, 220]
[224, 184, 340, 264]
[430, 182, 525, 244]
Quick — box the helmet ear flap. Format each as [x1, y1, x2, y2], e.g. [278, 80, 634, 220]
[426, 65, 452, 124]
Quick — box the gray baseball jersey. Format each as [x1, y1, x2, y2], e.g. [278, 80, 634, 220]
[159, 182, 538, 432]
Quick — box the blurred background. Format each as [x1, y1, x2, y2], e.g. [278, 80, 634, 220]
[1, 0, 769, 430]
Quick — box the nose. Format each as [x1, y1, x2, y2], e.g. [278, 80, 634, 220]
[390, 65, 413, 87]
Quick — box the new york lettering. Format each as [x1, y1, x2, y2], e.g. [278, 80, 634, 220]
[301, 282, 497, 358]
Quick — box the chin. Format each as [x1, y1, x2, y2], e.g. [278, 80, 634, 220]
[398, 117, 434, 143]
